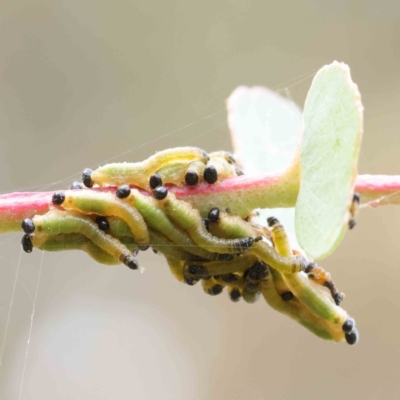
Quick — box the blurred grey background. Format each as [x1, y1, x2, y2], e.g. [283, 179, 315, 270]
[0, 1, 399, 399]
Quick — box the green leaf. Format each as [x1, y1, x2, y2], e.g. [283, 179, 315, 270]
[295, 61, 363, 260]
[227, 86, 302, 247]
[228, 86, 302, 174]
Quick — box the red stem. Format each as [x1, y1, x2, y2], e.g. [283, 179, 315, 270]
[1, 174, 399, 234]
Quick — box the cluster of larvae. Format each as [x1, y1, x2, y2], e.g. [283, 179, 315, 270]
[19, 147, 358, 344]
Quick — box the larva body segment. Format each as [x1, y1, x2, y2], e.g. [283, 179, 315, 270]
[207, 210, 306, 275]
[206, 152, 238, 181]
[202, 277, 225, 296]
[166, 257, 185, 283]
[56, 190, 150, 250]
[267, 216, 292, 258]
[32, 210, 139, 269]
[32, 232, 128, 265]
[156, 163, 188, 186]
[159, 193, 255, 254]
[260, 274, 334, 341]
[242, 261, 268, 304]
[267, 216, 357, 343]
[90, 147, 209, 190]
[185, 161, 205, 186]
[185, 252, 257, 277]
[124, 189, 232, 261]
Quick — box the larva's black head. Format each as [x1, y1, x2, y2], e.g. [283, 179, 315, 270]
[353, 192, 361, 204]
[185, 170, 199, 186]
[208, 207, 220, 222]
[239, 237, 254, 249]
[184, 276, 198, 286]
[235, 166, 245, 176]
[267, 216, 279, 227]
[342, 318, 355, 333]
[223, 151, 236, 164]
[21, 234, 33, 253]
[52, 191, 66, 206]
[203, 165, 218, 184]
[96, 216, 109, 231]
[82, 168, 93, 188]
[123, 255, 139, 270]
[21, 218, 35, 234]
[345, 328, 359, 345]
[333, 292, 343, 306]
[187, 265, 206, 276]
[281, 292, 294, 302]
[69, 181, 83, 190]
[149, 174, 163, 189]
[210, 284, 224, 295]
[153, 186, 168, 200]
[116, 184, 131, 199]
[348, 220, 356, 230]
[229, 288, 241, 302]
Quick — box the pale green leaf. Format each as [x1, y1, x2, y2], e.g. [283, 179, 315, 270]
[228, 86, 301, 174]
[227, 86, 302, 248]
[295, 61, 363, 260]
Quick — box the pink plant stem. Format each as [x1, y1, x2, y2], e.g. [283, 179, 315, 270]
[1, 174, 399, 234]
[354, 175, 400, 207]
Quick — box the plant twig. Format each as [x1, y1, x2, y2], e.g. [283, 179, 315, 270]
[1, 173, 399, 235]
